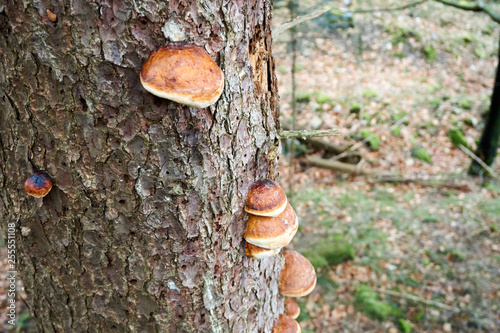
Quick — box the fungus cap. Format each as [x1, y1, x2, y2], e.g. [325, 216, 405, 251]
[245, 179, 287, 217]
[272, 314, 301, 333]
[245, 241, 282, 259]
[284, 299, 300, 319]
[25, 172, 53, 198]
[140, 43, 224, 108]
[279, 250, 317, 297]
[244, 203, 298, 250]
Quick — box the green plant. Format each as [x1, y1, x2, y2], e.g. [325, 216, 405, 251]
[316, 92, 332, 105]
[363, 88, 378, 99]
[423, 45, 437, 63]
[391, 126, 402, 137]
[355, 285, 405, 320]
[398, 319, 413, 333]
[295, 91, 313, 103]
[350, 102, 361, 113]
[448, 128, 469, 149]
[360, 129, 381, 151]
[411, 147, 432, 164]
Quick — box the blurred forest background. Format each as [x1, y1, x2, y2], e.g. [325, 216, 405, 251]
[273, 0, 499, 332]
[1, 0, 500, 332]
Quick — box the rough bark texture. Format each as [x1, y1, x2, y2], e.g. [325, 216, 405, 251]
[469, 38, 500, 176]
[0, 1, 284, 332]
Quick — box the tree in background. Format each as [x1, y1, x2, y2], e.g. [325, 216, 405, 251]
[0, 1, 283, 331]
[469, 38, 500, 176]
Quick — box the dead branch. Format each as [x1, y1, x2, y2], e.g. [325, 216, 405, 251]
[374, 288, 457, 311]
[306, 156, 377, 176]
[278, 127, 341, 139]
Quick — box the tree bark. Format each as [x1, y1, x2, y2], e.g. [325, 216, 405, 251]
[469, 37, 500, 177]
[0, 1, 283, 332]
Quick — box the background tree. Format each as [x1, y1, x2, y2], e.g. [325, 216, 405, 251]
[0, 1, 284, 331]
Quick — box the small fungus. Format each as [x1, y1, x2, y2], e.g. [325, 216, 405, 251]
[24, 171, 53, 198]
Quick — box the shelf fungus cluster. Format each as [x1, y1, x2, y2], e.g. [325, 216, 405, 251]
[140, 42, 224, 108]
[243, 179, 298, 259]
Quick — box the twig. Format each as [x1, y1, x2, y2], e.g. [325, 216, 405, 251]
[306, 156, 377, 176]
[459, 144, 498, 178]
[433, 0, 500, 24]
[273, 0, 428, 38]
[278, 128, 341, 139]
[373, 288, 457, 311]
[288, 0, 298, 204]
[374, 174, 472, 191]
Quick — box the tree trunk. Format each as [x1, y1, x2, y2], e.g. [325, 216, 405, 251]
[0, 1, 283, 332]
[469, 38, 500, 176]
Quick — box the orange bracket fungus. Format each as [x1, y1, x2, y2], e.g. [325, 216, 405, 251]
[140, 42, 224, 108]
[244, 203, 298, 250]
[245, 179, 287, 217]
[245, 241, 282, 259]
[272, 314, 301, 333]
[24, 171, 53, 198]
[279, 250, 317, 298]
[284, 299, 300, 319]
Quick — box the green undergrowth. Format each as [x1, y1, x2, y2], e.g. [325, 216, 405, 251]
[303, 235, 355, 269]
[355, 285, 405, 321]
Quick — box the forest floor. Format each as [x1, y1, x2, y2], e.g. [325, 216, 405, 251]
[273, 0, 500, 332]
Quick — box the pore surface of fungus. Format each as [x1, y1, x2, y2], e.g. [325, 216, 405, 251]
[272, 314, 301, 333]
[244, 203, 298, 249]
[245, 179, 287, 217]
[284, 299, 300, 319]
[280, 250, 316, 297]
[24, 171, 53, 198]
[245, 241, 282, 259]
[140, 42, 224, 108]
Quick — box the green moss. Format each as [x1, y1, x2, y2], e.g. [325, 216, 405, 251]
[293, 63, 305, 72]
[355, 285, 405, 321]
[360, 129, 381, 151]
[430, 98, 441, 108]
[423, 45, 437, 64]
[304, 235, 355, 268]
[350, 102, 361, 113]
[411, 147, 432, 164]
[398, 319, 413, 333]
[457, 97, 473, 110]
[295, 91, 313, 103]
[316, 92, 332, 104]
[391, 126, 402, 137]
[363, 88, 378, 99]
[473, 48, 486, 58]
[277, 65, 288, 74]
[448, 128, 468, 148]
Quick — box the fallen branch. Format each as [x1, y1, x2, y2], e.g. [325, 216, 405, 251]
[273, 0, 429, 38]
[306, 156, 377, 176]
[374, 175, 472, 191]
[374, 288, 457, 312]
[278, 128, 340, 139]
[433, 0, 500, 24]
[459, 144, 498, 178]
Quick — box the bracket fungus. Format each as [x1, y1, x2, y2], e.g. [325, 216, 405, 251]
[284, 299, 300, 319]
[244, 203, 298, 250]
[140, 42, 224, 108]
[272, 314, 301, 333]
[279, 250, 317, 297]
[24, 171, 53, 198]
[245, 179, 288, 217]
[245, 241, 282, 259]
